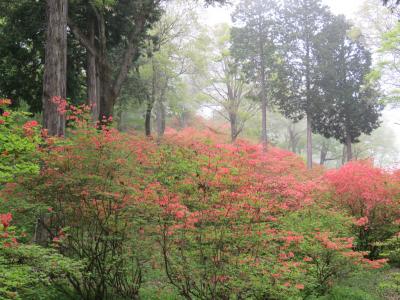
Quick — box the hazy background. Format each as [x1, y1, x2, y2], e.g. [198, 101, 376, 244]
[200, 0, 400, 168]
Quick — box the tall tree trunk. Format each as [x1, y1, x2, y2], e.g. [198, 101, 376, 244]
[306, 115, 313, 169]
[342, 145, 347, 165]
[87, 17, 100, 121]
[229, 112, 238, 143]
[260, 97, 267, 150]
[304, 30, 313, 169]
[99, 73, 114, 121]
[320, 142, 328, 165]
[288, 124, 298, 153]
[145, 99, 153, 137]
[96, 10, 114, 122]
[38, 0, 67, 246]
[156, 100, 166, 138]
[346, 133, 353, 162]
[258, 22, 268, 151]
[117, 104, 124, 131]
[179, 110, 188, 129]
[42, 0, 67, 136]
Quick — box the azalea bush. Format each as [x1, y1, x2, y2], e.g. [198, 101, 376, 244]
[0, 98, 44, 243]
[14, 104, 161, 299]
[150, 131, 386, 299]
[1, 101, 397, 299]
[325, 161, 400, 258]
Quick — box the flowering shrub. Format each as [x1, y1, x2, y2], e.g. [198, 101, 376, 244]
[140, 129, 383, 298]
[20, 119, 157, 299]
[325, 161, 400, 257]
[0, 102, 395, 299]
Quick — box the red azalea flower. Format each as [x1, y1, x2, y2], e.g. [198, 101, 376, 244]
[0, 213, 12, 229]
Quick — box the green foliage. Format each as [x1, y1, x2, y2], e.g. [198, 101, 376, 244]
[19, 119, 160, 299]
[0, 1, 45, 112]
[273, 0, 332, 122]
[376, 233, 400, 266]
[312, 16, 382, 145]
[378, 270, 400, 298]
[0, 111, 397, 299]
[0, 103, 40, 184]
[0, 221, 82, 300]
[316, 286, 379, 300]
[280, 206, 361, 297]
[231, 0, 287, 105]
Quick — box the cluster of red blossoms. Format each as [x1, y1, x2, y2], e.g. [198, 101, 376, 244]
[0, 99, 11, 125]
[0, 213, 12, 229]
[51, 96, 68, 115]
[0, 213, 17, 248]
[0, 98, 11, 106]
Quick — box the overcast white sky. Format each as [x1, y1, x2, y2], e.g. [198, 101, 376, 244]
[202, 0, 365, 25]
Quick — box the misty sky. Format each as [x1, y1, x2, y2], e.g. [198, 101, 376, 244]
[202, 0, 364, 25]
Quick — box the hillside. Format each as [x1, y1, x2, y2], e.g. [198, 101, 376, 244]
[1, 103, 399, 299]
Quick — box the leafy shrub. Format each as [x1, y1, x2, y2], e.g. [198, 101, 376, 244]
[1, 102, 391, 299]
[376, 232, 400, 266]
[0, 99, 41, 184]
[21, 116, 159, 299]
[0, 213, 82, 300]
[378, 270, 400, 299]
[325, 161, 400, 258]
[149, 130, 384, 299]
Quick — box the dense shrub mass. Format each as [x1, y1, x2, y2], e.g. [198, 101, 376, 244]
[0, 101, 399, 299]
[325, 161, 400, 258]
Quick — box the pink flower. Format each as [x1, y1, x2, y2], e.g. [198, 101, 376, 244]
[0, 213, 12, 229]
[283, 282, 291, 287]
[354, 216, 368, 227]
[51, 96, 68, 115]
[295, 284, 305, 290]
[23, 120, 39, 128]
[175, 210, 185, 219]
[0, 99, 11, 106]
[303, 256, 313, 262]
[2, 111, 10, 117]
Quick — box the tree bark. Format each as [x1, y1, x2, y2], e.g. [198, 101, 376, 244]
[288, 124, 299, 153]
[229, 112, 238, 143]
[156, 100, 166, 138]
[320, 142, 328, 165]
[346, 133, 353, 162]
[257, 19, 268, 151]
[179, 110, 188, 129]
[145, 99, 153, 137]
[260, 97, 267, 150]
[341, 145, 346, 165]
[117, 105, 124, 131]
[42, 0, 67, 136]
[306, 115, 313, 169]
[87, 17, 100, 121]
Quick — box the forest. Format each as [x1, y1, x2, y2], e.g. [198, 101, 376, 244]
[0, 0, 400, 299]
